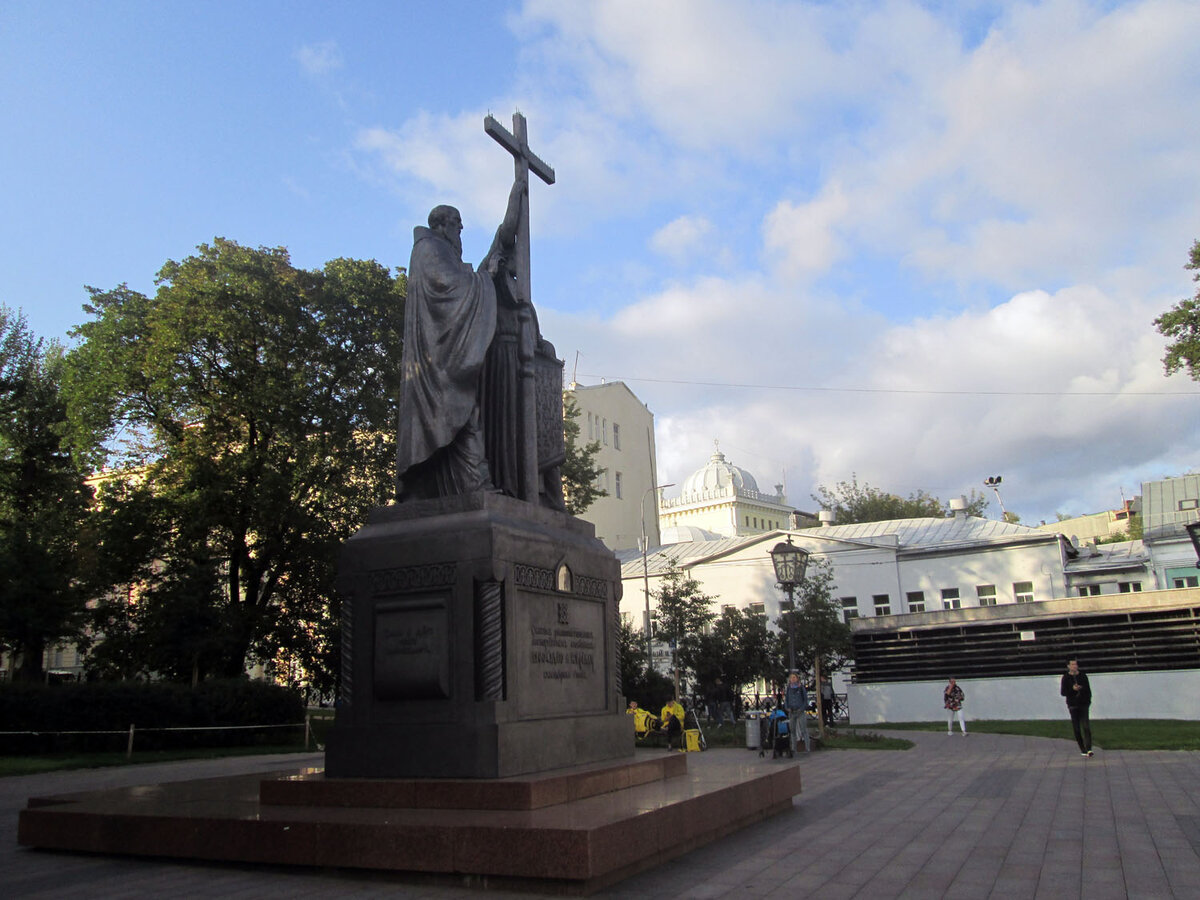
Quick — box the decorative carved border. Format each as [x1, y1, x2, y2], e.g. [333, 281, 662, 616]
[368, 563, 457, 595]
[575, 575, 609, 600]
[513, 563, 555, 592]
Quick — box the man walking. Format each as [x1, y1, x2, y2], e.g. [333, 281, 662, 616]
[1060, 659, 1094, 757]
[784, 672, 811, 753]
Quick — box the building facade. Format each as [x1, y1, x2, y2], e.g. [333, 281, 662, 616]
[566, 381, 659, 552]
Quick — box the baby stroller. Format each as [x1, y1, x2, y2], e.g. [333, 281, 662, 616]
[759, 707, 793, 759]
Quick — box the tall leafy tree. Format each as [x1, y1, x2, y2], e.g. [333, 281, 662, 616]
[813, 475, 988, 524]
[651, 560, 716, 699]
[560, 395, 606, 515]
[64, 240, 405, 682]
[0, 307, 94, 681]
[1154, 238, 1200, 379]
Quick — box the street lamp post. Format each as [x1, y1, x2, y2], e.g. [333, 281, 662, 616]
[769, 536, 816, 731]
[984, 475, 1007, 521]
[641, 483, 674, 675]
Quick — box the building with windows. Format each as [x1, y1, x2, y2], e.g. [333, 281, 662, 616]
[566, 381, 659, 552]
[617, 465, 1200, 719]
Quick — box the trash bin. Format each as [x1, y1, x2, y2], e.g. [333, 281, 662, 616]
[684, 729, 703, 752]
[745, 712, 761, 749]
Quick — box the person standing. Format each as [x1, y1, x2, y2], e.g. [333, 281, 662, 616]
[944, 677, 967, 735]
[784, 673, 811, 753]
[1060, 659, 1093, 757]
[820, 678, 835, 726]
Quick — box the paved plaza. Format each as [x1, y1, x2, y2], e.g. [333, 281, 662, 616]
[4, 729, 1200, 898]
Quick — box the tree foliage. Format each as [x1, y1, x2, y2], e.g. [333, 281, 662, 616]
[560, 395, 606, 515]
[651, 560, 717, 693]
[1154, 238, 1200, 380]
[687, 606, 774, 697]
[617, 614, 673, 709]
[64, 240, 405, 685]
[0, 307, 94, 681]
[813, 475, 988, 524]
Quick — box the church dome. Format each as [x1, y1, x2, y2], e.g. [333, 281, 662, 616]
[660, 524, 720, 545]
[680, 445, 760, 499]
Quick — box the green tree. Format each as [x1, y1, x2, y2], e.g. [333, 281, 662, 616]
[1154, 239, 1200, 379]
[772, 558, 852, 737]
[560, 395, 606, 515]
[651, 560, 716, 699]
[813, 475, 989, 524]
[0, 307, 94, 681]
[688, 606, 774, 700]
[617, 614, 673, 710]
[64, 240, 405, 683]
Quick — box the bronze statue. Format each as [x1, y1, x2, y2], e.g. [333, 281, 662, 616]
[396, 113, 564, 509]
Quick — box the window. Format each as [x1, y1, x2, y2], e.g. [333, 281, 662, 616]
[976, 584, 997, 606]
[587, 412, 594, 440]
[614, 472, 622, 499]
[613, 423, 621, 449]
[1014, 581, 1035, 603]
[1173, 575, 1199, 588]
[941, 588, 960, 610]
[872, 594, 891, 616]
[1179, 498, 1199, 511]
[748, 601, 767, 623]
[840, 597, 860, 621]
[745, 516, 750, 526]
[1078, 585, 1101, 597]
[1118, 581, 1142, 593]
[906, 591, 926, 613]
[602, 418, 608, 445]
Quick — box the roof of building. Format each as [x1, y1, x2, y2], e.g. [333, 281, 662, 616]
[1063, 539, 1149, 573]
[1141, 473, 1200, 541]
[660, 524, 721, 544]
[618, 514, 1058, 578]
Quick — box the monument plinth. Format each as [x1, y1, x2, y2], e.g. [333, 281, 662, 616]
[325, 491, 630, 778]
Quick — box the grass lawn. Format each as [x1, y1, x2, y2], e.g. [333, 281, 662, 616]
[864, 719, 1200, 751]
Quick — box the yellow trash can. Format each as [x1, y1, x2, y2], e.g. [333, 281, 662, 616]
[684, 729, 703, 752]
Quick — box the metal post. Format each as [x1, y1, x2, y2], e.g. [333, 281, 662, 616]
[785, 583, 797, 673]
[126, 723, 135, 760]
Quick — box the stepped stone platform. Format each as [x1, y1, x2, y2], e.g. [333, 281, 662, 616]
[18, 749, 801, 895]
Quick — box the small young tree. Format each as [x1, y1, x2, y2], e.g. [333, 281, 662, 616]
[814, 475, 989, 523]
[617, 614, 673, 711]
[651, 560, 716, 700]
[688, 606, 773, 704]
[773, 558, 852, 737]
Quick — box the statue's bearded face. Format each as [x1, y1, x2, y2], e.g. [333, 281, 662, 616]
[436, 210, 463, 256]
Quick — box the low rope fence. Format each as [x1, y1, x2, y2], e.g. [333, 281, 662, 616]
[0, 716, 315, 757]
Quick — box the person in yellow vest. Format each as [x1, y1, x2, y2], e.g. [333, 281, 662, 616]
[660, 699, 685, 750]
[627, 700, 656, 739]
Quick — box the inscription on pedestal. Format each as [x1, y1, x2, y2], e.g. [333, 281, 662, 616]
[515, 593, 605, 716]
[374, 599, 450, 700]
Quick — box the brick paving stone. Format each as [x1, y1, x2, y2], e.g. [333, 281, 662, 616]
[7, 735, 1200, 898]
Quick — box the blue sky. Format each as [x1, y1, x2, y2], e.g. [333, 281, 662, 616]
[4, 0, 1200, 525]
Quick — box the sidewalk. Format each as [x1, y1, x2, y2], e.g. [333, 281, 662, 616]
[5, 731, 1200, 898]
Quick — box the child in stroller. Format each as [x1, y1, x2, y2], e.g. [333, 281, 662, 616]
[760, 703, 793, 759]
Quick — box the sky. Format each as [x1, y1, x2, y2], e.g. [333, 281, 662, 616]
[3, 0, 1200, 525]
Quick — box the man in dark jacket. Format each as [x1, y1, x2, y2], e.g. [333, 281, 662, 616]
[1060, 659, 1093, 757]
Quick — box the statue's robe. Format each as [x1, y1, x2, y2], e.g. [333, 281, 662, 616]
[396, 226, 497, 498]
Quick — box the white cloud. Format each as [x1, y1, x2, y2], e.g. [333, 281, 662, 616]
[762, 184, 850, 278]
[295, 41, 343, 76]
[649, 215, 714, 263]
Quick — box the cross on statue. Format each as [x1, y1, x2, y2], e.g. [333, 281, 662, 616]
[484, 111, 554, 307]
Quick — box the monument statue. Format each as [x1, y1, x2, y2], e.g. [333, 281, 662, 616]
[396, 112, 564, 509]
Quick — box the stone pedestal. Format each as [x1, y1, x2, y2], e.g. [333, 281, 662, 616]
[325, 492, 630, 779]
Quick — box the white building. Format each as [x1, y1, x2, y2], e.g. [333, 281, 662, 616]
[566, 381, 659, 552]
[617, 460, 1200, 720]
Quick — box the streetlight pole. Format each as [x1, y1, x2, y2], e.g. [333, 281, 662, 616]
[984, 475, 1007, 521]
[769, 536, 814, 732]
[641, 482, 674, 675]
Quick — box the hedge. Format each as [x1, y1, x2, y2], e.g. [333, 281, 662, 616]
[0, 679, 305, 755]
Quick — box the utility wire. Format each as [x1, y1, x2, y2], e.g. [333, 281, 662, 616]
[578, 373, 1199, 398]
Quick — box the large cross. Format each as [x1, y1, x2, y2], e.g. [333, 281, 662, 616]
[484, 111, 554, 306]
